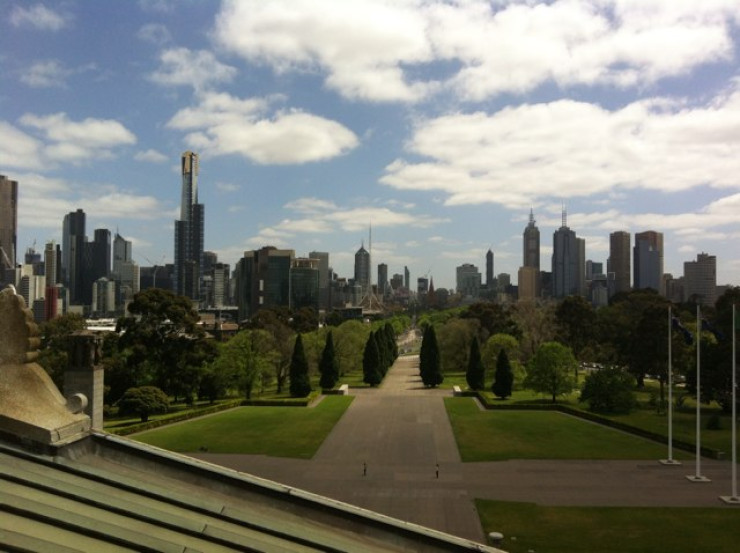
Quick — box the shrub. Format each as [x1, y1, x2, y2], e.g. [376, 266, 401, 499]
[117, 386, 170, 422]
[580, 367, 636, 414]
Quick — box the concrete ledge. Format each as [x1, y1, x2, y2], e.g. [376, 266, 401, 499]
[324, 384, 349, 396]
[453, 386, 463, 396]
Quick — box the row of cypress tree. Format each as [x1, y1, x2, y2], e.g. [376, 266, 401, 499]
[420, 325, 444, 387]
[362, 323, 399, 386]
[466, 336, 513, 398]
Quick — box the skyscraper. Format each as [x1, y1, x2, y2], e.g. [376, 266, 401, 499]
[633, 230, 664, 295]
[552, 208, 580, 298]
[377, 263, 388, 298]
[290, 258, 320, 311]
[235, 247, 294, 321]
[608, 231, 631, 295]
[308, 251, 330, 310]
[523, 209, 540, 270]
[485, 249, 494, 290]
[113, 232, 132, 277]
[0, 175, 18, 287]
[174, 151, 205, 302]
[456, 263, 481, 298]
[684, 252, 717, 306]
[354, 243, 370, 295]
[62, 209, 86, 305]
[522, 209, 541, 297]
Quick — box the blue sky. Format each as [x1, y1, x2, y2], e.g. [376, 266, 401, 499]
[2, 0, 740, 290]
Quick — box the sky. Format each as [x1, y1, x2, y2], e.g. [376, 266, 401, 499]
[2, 0, 740, 291]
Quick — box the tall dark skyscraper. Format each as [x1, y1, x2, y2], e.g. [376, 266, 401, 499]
[485, 249, 494, 289]
[551, 208, 580, 298]
[0, 175, 18, 286]
[63, 209, 86, 304]
[354, 243, 370, 294]
[174, 151, 205, 301]
[523, 209, 540, 270]
[608, 231, 631, 295]
[634, 230, 664, 295]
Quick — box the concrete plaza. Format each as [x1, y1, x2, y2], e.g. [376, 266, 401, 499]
[194, 354, 736, 543]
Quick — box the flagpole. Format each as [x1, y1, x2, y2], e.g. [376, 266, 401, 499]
[687, 304, 710, 482]
[721, 303, 739, 503]
[661, 305, 680, 465]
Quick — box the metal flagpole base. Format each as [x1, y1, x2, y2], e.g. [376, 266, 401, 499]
[686, 475, 711, 483]
[719, 496, 740, 505]
[659, 459, 682, 465]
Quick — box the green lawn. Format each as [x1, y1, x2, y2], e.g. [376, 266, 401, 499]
[134, 396, 353, 458]
[477, 500, 740, 553]
[445, 398, 690, 462]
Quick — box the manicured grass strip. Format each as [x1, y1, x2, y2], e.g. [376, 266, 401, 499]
[477, 500, 740, 553]
[134, 396, 353, 458]
[445, 398, 689, 462]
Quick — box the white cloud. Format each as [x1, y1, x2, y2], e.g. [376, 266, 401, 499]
[284, 197, 338, 213]
[135, 149, 168, 163]
[214, 0, 435, 102]
[149, 48, 236, 92]
[381, 85, 740, 207]
[15, 113, 135, 166]
[213, 0, 740, 103]
[9, 4, 69, 31]
[215, 182, 240, 192]
[138, 23, 172, 45]
[0, 121, 44, 169]
[20, 60, 70, 88]
[168, 92, 359, 164]
[138, 0, 174, 15]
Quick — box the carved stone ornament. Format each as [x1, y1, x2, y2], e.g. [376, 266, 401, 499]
[0, 286, 91, 446]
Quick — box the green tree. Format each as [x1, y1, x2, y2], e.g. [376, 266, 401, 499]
[117, 386, 169, 422]
[482, 333, 527, 390]
[524, 341, 577, 402]
[248, 309, 296, 393]
[420, 325, 443, 387]
[37, 313, 87, 388]
[333, 320, 370, 376]
[116, 288, 215, 401]
[461, 302, 521, 342]
[580, 367, 636, 414]
[213, 329, 275, 400]
[437, 317, 479, 373]
[554, 295, 597, 373]
[319, 331, 340, 390]
[289, 334, 312, 397]
[362, 331, 382, 386]
[466, 336, 485, 390]
[492, 349, 514, 399]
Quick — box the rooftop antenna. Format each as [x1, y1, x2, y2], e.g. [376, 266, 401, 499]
[561, 202, 567, 228]
[359, 222, 384, 315]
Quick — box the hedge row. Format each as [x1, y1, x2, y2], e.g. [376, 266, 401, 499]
[109, 399, 243, 436]
[241, 390, 321, 407]
[475, 392, 725, 460]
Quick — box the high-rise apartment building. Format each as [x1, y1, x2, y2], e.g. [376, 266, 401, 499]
[0, 175, 18, 286]
[174, 151, 205, 302]
[308, 251, 330, 310]
[456, 263, 481, 298]
[552, 209, 581, 298]
[44, 241, 61, 287]
[377, 263, 388, 298]
[683, 252, 717, 306]
[608, 231, 631, 296]
[235, 247, 294, 321]
[633, 230, 664, 295]
[290, 258, 319, 311]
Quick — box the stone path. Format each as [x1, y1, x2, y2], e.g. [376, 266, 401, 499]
[194, 354, 737, 543]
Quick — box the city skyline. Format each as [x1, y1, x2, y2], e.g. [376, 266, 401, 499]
[3, 1, 740, 290]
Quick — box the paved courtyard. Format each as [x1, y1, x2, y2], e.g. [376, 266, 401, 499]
[194, 354, 736, 543]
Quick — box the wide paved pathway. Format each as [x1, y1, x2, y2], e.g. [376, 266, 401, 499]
[195, 354, 737, 543]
